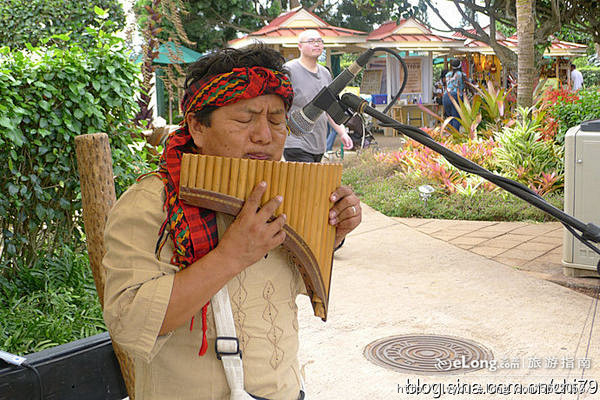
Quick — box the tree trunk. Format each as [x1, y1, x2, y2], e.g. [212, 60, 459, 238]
[75, 133, 136, 399]
[290, 0, 301, 9]
[516, 0, 535, 108]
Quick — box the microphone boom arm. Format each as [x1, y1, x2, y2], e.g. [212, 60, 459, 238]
[340, 93, 600, 248]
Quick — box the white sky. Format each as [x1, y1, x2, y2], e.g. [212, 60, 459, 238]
[426, 0, 490, 32]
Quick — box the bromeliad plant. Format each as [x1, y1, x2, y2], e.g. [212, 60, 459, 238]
[469, 80, 515, 133]
[374, 106, 563, 196]
[493, 107, 564, 195]
[375, 136, 499, 193]
[448, 93, 482, 140]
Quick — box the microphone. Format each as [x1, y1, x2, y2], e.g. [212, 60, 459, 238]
[288, 48, 375, 135]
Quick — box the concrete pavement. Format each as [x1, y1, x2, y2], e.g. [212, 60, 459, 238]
[297, 204, 600, 399]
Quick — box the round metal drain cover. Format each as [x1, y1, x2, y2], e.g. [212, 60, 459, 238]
[364, 334, 494, 375]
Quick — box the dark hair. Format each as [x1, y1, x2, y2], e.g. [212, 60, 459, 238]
[441, 69, 449, 80]
[450, 59, 462, 78]
[184, 43, 288, 126]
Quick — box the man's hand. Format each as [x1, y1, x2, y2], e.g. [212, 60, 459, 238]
[160, 182, 285, 335]
[340, 132, 353, 150]
[328, 186, 361, 247]
[216, 182, 286, 272]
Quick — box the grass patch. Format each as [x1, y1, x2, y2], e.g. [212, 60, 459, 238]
[342, 150, 563, 222]
[0, 246, 105, 354]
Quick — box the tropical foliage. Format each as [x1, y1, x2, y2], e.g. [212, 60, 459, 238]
[494, 107, 564, 194]
[580, 67, 600, 87]
[371, 83, 592, 199]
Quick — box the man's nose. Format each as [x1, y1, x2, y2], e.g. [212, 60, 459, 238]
[250, 116, 272, 143]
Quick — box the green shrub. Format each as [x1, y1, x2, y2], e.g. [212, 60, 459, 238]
[579, 67, 600, 87]
[0, 1, 125, 49]
[0, 29, 151, 273]
[0, 245, 105, 354]
[549, 87, 600, 144]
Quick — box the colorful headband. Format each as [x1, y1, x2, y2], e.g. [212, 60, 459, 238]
[181, 66, 294, 122]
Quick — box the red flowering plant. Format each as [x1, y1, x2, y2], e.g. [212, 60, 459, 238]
[538, 88, 580, 142]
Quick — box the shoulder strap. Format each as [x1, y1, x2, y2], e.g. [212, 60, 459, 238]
[212, 286, 255, 400]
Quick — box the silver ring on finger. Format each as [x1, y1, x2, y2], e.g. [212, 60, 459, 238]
[351, 206, 356, 216]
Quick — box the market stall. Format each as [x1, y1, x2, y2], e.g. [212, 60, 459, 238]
[454, 29, 587, 88]
[229, 7, 366, 73]
[359, 18, 464, 106]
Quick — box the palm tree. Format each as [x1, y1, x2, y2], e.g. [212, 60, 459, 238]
[516, 0, 535, 108]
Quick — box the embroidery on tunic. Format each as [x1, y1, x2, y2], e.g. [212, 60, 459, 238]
[289, 268, 299, 332]
[262, 280, 284, 369]
[231, 270, 249, 350]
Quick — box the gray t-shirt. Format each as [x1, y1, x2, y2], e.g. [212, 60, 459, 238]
[284, 59, 332, 155]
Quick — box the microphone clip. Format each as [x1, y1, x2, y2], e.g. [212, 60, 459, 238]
[312, 86, 353, 126]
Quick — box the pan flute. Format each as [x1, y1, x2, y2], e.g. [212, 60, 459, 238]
[179, 154, 343, 321]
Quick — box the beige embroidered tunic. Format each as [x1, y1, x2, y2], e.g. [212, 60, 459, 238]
[103, 175, 305, 400]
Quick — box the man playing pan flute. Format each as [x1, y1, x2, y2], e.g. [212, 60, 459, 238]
[102, 44, 362, 400]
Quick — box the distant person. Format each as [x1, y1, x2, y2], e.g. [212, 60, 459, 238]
[434, 68, 448, 106]
[442, 59, 464, 131]
[571, 64, 584, 91]
[284, 29, 352, 162]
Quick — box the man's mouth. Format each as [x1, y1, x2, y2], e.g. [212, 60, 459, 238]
[246, 153, 270, 160]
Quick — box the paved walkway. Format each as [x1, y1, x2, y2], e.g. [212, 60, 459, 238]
[394, 217, 599, 292]
[297, 204, 600, 399]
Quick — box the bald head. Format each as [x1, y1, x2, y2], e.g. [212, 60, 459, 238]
[297, 29, 324, 61]
[298, 29, 321, 43]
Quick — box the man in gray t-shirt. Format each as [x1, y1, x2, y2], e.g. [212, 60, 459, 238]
[284, 30, 352, 162]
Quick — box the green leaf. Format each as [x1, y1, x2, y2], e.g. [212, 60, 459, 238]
[6, 130, 26, 146]
[74, 109, 84, 120]
[35, 204, 45, 219]
[8, 183, 19, 196]
[94, 6, 108, 19]
[51, 33, 71, 42]
[0, 116, 12, 128]
[39, 100, 51, 111]
[59, 198, 71, 209]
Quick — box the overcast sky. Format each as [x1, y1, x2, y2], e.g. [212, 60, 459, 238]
[426, 0, 490, 32]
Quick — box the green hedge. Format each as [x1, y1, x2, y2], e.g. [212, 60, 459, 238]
[579, 67, 600, 87]
[0, 0, 125, 49]
[0, 30, 151, 272]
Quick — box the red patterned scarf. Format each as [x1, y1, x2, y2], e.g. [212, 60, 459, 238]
[154, 66, 293, 355]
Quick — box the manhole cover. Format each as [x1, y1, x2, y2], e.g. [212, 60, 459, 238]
[364, 334, 494, 375]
